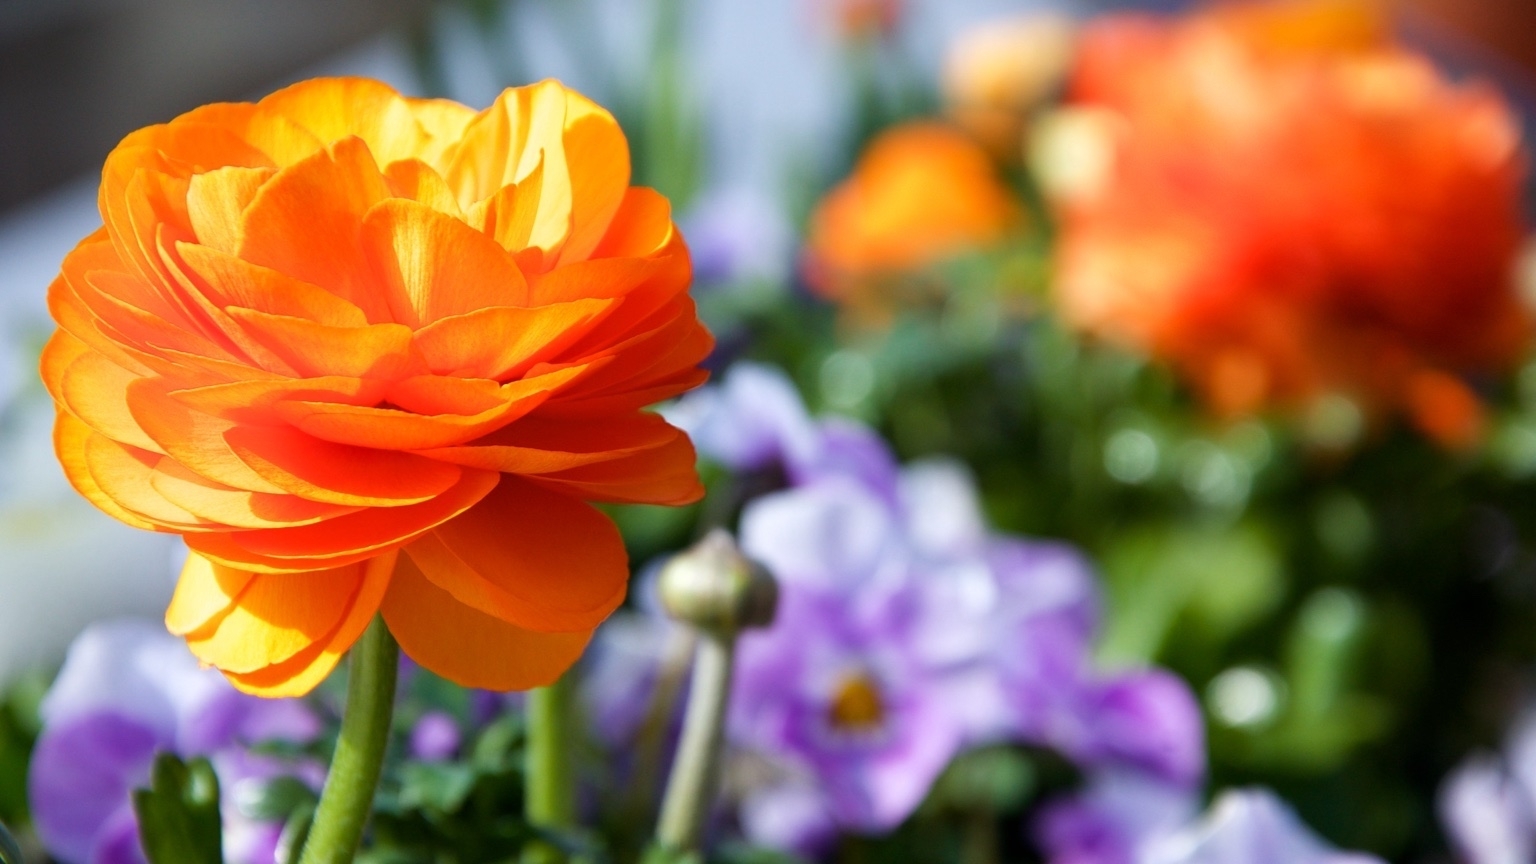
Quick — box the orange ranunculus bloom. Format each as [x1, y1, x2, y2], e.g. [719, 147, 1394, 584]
[41, 77, 712, 696]
[804, 122, 1020, 299]
[1047, 2, 1529, 428]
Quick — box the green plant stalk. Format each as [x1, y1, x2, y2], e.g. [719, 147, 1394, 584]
[654, 632, 735, 854]
[298, 616, 398, 864]
[524, 673, 578, 864]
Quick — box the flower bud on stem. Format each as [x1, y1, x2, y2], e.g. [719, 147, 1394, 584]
[653, 530, 778, 857]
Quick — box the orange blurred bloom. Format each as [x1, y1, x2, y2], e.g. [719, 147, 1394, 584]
[1048, 2, 1529, 432]
[805, 122, 1020, 299]
[42, 78, 711, 696]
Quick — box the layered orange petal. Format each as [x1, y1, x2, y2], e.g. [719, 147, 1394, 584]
[382, 554, 591, 690]
[403, 477, 627, 633]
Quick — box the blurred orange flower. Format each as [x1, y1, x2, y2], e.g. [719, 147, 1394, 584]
[805, 122, 1020, 299]
[42, 77, 711, 696]
[1046, 1, 1529, 434]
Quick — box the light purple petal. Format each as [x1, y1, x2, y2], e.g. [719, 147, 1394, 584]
[1143, 789, 1385, 864]
[740, 478, 902, 594]
[664, 363, 816, 473]
[1081, 671, 1206, 788]
[1438, 755, 1535, 864]
[788, 418, 900, 498]
[1035, 770, 1197, 864]
[739, 776, 840, 858]
[898, 459, 987, 560]
[89, 805, 147, 864]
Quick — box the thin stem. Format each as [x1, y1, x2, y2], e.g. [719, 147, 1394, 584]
[299, 615, 398, 864]
[655, 632, 735, 853]
[524, 674, 577, 864]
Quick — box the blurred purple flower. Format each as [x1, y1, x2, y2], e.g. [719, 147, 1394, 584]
[664, 362, 898, 497]
[680, 187, 793, 288]
[1439, 712, 1536, 864]
[29, 619, 320, 864]
[410, 711, 463, 763]
[1038, 784, 1382, 864]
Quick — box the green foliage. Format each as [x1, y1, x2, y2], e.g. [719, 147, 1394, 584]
[133, 754, 224, 864]
[0, 669, 45, 828]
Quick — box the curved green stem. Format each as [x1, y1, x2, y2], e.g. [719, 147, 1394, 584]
[655, 632, 735, 854]
[299, 615, 398, 864]
[524, 674, 577, 864]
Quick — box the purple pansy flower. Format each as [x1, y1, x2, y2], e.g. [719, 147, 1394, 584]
[1438, 711, 1536, 864]
[29, 619, 321, 864]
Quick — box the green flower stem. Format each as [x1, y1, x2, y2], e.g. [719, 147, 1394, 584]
[524, 673, 578, 864]
[299, 615, 398, 864]
[655, 631, 735, 854]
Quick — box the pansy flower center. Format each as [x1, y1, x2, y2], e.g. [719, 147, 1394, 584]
[828, 672, 885, 731]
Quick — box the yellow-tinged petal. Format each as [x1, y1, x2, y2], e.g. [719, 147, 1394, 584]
[360, 198, 529, 327]
[186, 166, 273, 255]
[167, 551, 256, 637]
[218, 551, 395, 697]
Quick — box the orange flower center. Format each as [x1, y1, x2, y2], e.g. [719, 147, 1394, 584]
[828, 672, 886, 732]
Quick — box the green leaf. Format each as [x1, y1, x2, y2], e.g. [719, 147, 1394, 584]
[133, 753, 224, 864]
[397, 762, 478, 813]
[233, 775, 317, 823]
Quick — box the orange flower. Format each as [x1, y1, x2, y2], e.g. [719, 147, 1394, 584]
[804, 122, 1020, 299]
[41, 78, 712, 696]
[1047, 1, 1530, 430]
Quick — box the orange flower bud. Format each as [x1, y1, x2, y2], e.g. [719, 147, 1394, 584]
[41, 78, 713, 696]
